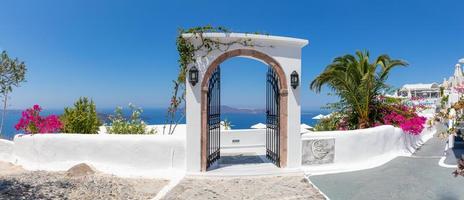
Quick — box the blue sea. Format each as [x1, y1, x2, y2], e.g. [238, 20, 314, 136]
[0, 108, 326, 140]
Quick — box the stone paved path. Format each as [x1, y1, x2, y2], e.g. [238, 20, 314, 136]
[162, 175, 325, 200]
[310, 137, 464, 200]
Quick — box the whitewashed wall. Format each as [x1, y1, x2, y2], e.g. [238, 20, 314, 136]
[98, 124, 186, 135]
[221, 129, 266, 149]
[0, 125, 437, 177]
[0, 139, 14, 163]
[12, 134, 186, 178]
[301, 125, 436, 175]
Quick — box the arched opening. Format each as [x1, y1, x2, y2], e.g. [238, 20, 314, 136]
[200, 49, 288, 171]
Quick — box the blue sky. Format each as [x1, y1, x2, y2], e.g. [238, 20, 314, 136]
[0, 0, 463, 110]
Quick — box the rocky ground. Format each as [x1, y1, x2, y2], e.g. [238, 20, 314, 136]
[162, 175, 326, 200]
[0, 162, 168, 200]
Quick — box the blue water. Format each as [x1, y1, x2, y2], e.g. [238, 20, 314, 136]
[1, 108, 326, 140]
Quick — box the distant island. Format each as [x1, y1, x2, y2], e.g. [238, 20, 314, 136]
[221, 105, 265, 114]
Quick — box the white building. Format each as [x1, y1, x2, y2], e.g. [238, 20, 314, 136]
[442, 63, 464, 91]
[397, 83, 440, 99]
[442, 59, 464, 106]
[396, 83, 441, 112]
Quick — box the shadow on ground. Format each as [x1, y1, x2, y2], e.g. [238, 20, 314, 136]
[310, 137, 464, 200]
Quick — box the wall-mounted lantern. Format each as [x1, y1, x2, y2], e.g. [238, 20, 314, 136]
[290, 71, 299, 89]
[189, 66, 199, 86]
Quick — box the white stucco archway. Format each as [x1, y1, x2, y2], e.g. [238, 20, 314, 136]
[184, 33, 308, 172]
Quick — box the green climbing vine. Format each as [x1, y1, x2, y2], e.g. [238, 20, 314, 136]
[163, 25, 266, 135]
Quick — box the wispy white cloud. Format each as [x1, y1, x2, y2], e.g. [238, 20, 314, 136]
[459, 58, 464, 64]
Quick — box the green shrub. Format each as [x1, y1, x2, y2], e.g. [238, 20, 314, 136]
[314, 115, 339, 131]
[61, 97, 101, 134]
[313, 112, 354, 131]
[106, 104, 156, 134]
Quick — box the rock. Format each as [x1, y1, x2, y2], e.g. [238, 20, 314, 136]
[66, 163, 96, 177]
[0, 161, 25, 176]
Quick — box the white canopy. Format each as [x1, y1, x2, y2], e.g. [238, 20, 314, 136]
[301, 124, 313, 129]
[250, 123, 266, 129]
[312, 114, 325, 120]
[300, 124, 314, 133]
[325, 113, 333, 118]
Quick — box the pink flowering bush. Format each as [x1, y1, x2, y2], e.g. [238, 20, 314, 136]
[15, 105, 63, 134]
[377, 104, 427, 135]
[336, 117, 349, 131]
[399, 117, 427, 135]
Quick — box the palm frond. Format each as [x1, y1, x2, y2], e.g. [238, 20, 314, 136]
[310, 51, 407, 128]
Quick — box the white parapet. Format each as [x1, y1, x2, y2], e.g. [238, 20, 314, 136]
[221, 129, 266, 149]
[301, 125, 436, 175]
[12, 133, 186, 178]
[0, 139, 14, 163]
[220, 129, 266, 155]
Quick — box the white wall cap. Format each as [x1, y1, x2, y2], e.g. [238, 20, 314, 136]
[182, 32, 309, 48]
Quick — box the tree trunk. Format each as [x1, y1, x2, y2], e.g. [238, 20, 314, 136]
[0, 92, 8, 137]
[358, 117, 369, 129]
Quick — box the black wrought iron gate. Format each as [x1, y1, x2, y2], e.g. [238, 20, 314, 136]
[207, 66, 221, 169]
[206, 65, 280, 169]
[266, 67, 280, 167]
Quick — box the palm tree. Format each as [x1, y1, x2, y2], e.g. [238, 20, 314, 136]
[310, 50, 408, 129]
[221, 118, 233, 130]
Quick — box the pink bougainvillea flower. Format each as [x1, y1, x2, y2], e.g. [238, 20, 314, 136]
[15, 105, 62, 134]
[33, 104, 41, 111]
[377, 104, 427, 135]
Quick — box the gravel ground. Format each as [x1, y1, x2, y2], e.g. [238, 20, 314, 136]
[162, 175, 326, 200]
[0, 163, 168, 200]
[0, 162, 325, 200]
